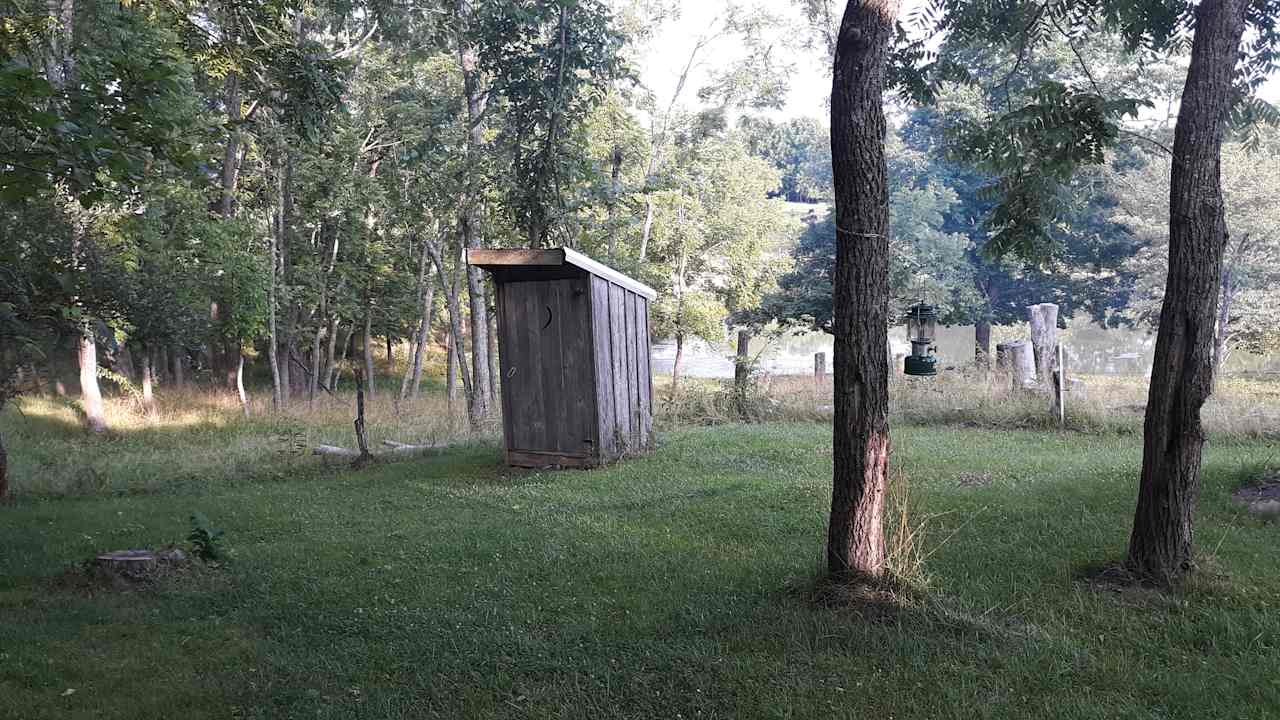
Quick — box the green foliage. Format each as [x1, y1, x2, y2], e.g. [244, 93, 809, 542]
[478, 0, 627, 247]
[187, 511, 226, 562]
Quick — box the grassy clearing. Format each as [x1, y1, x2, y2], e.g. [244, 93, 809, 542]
[2, 417, 1279, 719]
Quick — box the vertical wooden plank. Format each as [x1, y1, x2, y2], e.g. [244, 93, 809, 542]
[505, 282, 535, 452]
[591, 276, 615, 460]
[633, 294, 652, 448]
[521, 281, 548, 452]
[564, 275, 597, 456]
[623, 291, 640, 447]
[534, 280, 566, 452]
[495, 282, 515, 452]
[608, 283, 630, 452]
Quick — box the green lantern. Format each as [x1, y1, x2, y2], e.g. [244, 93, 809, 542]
[904, 304, 938, 377]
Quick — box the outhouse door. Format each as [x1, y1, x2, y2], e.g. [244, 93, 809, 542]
[497, 274, 598, 463]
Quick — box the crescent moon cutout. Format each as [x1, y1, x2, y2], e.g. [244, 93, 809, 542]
[542, 305, 553, 329]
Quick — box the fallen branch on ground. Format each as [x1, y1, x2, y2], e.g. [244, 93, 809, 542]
[312, 441, 448, 460]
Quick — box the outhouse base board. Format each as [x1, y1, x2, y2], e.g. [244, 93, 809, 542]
[505, 449, 599, 469]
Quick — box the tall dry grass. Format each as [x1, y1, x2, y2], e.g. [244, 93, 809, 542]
[1, 382, 496, 497]
[655, 368, 1280, 438]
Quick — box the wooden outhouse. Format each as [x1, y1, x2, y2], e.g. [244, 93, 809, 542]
[468, 247, 656, 468]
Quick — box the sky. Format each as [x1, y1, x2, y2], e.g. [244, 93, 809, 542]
[637, 0, 1280, 121]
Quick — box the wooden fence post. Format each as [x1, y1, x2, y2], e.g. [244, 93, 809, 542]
[814, 352, 826, 382]
[1053, 343, 1066, 426]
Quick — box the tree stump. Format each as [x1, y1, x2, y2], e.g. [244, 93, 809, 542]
[996, 340, 1036, 388]
[1027, 303, 1059, 388]
[93, 550, 156, 581]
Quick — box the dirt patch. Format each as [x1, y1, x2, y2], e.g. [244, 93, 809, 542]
[1232, 474, 1280, 521]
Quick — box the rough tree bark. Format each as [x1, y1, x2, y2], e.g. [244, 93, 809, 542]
[826, 0, 899, 578]
[1127, 0, 1248, 582]
[78, 325, 106, 434]
[362, 305, 375, 401]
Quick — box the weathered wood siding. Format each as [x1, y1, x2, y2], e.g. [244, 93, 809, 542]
[496, 273, 597, 464]
[590, 276, 652, 459]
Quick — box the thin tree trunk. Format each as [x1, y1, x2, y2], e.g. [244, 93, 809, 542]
[235, 352, 248, 417]
[140, 348, 154, 407]
[734, 329, 752, 419]
[1127, 0, 1248, 582]
[323, 314, 339, 390]
[456, 3, 493, 418]
[431, 243, 479, 429]
[639, 199, 655, 263]
[671, 333, 684, 397]
[607, 145, 624, 263]
[268, 186, 282, 410]
[487, 286, 499, 403]
[1212, 262, 1235, 382]
[171, 346, 184, 387]
[330, 323, 354, 392]
[446, 330, 458, 407]
[309, 316, 326, 405]
[826, 0, 899, 579]
[385, 336, 393, 367]
[401, 235, 436, 403]
[0, 425, 7, 501]
[353, 367, 372, 462]
[362, 305, 375, 401]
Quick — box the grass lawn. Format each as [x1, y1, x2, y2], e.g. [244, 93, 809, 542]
[1, 422, 1278, 719]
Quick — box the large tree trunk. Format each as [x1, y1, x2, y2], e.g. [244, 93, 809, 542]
[1127, 0, 1248, 582]
[975, 318, 992, 367]
[826, 0, 899, 579]
[78, 326, 106, 434]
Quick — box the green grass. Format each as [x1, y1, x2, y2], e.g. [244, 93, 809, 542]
[2, 422, 1278, 719]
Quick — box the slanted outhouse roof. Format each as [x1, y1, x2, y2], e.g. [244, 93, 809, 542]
[467, 247, 657, 301]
